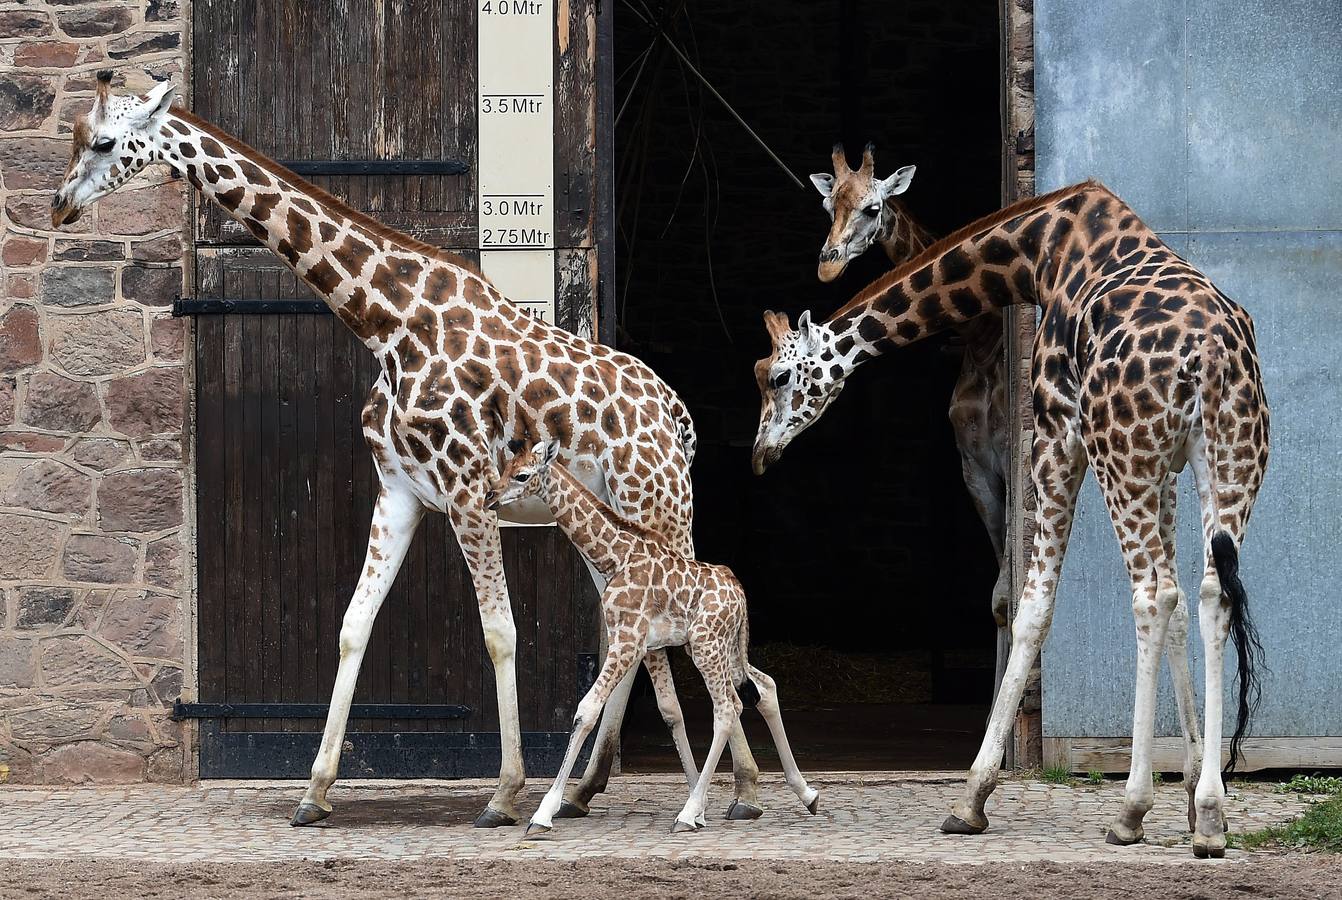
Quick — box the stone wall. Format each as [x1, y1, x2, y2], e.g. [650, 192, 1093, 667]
[0, 1, 190, 783]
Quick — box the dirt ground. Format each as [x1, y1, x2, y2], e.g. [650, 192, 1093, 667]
[4, 856, 1341, 899]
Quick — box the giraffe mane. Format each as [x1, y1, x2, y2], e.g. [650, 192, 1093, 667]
[550, 464, 673, 546]
[825, 179, 1105, 322]
[172, 107, 482, 276]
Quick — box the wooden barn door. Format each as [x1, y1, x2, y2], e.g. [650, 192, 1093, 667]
[183, 0, 612, 777]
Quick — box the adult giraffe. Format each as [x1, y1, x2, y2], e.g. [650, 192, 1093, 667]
[809, 143, 1011, 693]
[52, 74, 766, 826]
[753, 181, 1268, 858]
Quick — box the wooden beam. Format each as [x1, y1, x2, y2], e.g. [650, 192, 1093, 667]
[1045, 736, 1342, 774]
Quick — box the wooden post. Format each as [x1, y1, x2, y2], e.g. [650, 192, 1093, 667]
[1000, 0, 1041, 771]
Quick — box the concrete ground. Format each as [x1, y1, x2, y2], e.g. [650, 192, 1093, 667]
[0, 772, 1310, 863]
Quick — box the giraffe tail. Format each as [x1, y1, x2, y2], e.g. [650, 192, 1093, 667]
[666, 389, 697, 465]
[1195, 340, 1265, 777]
[732, 604, 762, 708]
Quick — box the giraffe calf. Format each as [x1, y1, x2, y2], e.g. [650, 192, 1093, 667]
[487, 441, 819, 836]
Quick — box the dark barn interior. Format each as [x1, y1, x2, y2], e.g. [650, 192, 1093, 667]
[611, 0, 1004, 770]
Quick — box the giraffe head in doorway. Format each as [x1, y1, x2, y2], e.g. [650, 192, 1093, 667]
[751, 309, 846, 474]
[810, 143, 916, 282]
[53, 72, 177, 226]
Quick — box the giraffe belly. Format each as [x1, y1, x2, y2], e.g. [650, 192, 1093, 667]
[646, 615, 688, 651]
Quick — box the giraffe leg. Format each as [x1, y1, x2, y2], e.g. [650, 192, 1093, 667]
[676, 655, 741, 832]
[293, 485, 424, 826]
[1105, 483, 1178, 845]
[1192, 564, 1231, 858]
[747, 666, 818, 813]
[528, 643, 643, 837]
[645, 649, 699, 790]
[448, 500, 526, 828]
[943, 424, 1085, 835]
[1156, 477, 1206, 831]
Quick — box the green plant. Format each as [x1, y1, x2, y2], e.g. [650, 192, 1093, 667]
[1235, 793, 1342, 852]
[1277, 774, 1342, 795]
[1151, 771, 1163, 785]
[1042, 765, 1073, 785]
[1086, 771, 1105, 785]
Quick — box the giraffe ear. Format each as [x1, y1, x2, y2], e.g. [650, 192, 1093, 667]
[809, 173, 834, 197]
[135, 80, 176, 126]
[534, 440, 561, 466]
[797, 309, 823, 351]
[879, 165, 916, 198]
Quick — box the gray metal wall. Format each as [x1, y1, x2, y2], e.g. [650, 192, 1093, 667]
[1034, 0, 1342, 739]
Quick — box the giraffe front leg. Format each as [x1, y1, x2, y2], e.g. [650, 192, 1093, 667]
[1108, 574, 1179, 845]
[293, 485, 424, 826]
[644, 649, 699, 791]
[528, 646, 643, 837]
[943, 425, 1084, 835]
[450, 501, 525, 828]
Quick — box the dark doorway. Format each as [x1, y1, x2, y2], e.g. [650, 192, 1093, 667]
[612, 0, 1003, 771]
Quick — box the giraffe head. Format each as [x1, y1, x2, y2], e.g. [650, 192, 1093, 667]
[751, 309, 844, 474]
[52, 72, 177, 227]
[811, 143, 915, 282]
[485, 440, 562, 510]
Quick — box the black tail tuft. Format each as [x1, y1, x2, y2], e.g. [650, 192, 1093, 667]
[735, 677, 761, 709]
[1212, 531, 1265, 778]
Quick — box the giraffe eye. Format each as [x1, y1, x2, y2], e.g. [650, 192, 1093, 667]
[863, 204, 880, 217]
[771, 370, 791, 389]
[515, 472, 531, 483]
[92, 137, 115, 153]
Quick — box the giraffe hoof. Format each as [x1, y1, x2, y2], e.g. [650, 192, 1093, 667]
[555, 799, 590, 819]
[289, 802, 331, 827]
[724, 799, 764, 821]
[473, 806, 517, 829]
[1105, 826, 1144, 846]
[806, 794, 820, 816]
[523, 822, 552, 839]
[940, 814, 988, 835]
[671, 819, 698, 834]
[1192, 834, 1227, 859]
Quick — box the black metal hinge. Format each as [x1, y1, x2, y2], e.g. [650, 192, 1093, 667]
[172, 296, 332, 316]
[172, 700, 472, 721]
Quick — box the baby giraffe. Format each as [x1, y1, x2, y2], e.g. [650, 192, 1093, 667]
[487, 441, 819, 836]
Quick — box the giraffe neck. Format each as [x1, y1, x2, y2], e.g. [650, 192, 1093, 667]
[156, 109, 486, 351]
[538, 466, 638, 580]
[824, 181, 1102, 375]
[876, 198, 936, 264]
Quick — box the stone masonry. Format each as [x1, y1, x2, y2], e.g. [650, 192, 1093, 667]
[0, 1, 190, 784]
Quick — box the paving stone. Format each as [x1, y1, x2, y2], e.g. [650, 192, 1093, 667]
[0, 775, 1313, 864]
[41, 741, 144, 784]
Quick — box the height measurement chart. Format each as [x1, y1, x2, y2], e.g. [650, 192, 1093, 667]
[477, 0, 555, 322]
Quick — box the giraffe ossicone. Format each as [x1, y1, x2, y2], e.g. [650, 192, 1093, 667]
[487, 441, 819, 836]
[54, 75, 767, 826]
[759, 180, 1269, 858]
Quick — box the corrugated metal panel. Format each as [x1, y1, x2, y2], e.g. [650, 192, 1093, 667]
[1035, 0, 1342, 738]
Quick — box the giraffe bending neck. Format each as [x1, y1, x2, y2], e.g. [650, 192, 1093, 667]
[824, 181, 1095, 376]
[159, 109, 485, 350]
